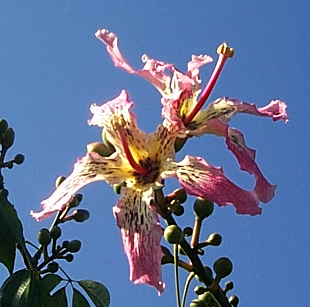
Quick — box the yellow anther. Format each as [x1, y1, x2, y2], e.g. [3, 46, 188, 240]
[217, 43, 234, 58]
[110, 114, 126, 130]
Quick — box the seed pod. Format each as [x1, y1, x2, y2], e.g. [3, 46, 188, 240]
[164, 225, 184, 244]
[37, 228, 52, 246]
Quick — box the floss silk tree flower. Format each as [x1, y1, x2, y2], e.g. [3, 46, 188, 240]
[31, 29, 288, 294]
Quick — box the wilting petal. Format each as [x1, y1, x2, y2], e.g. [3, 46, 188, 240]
[95, 29, 173, 96]
[165, 155, 262, 215]
[187, 55, 213, 80]
[113, 188, 165, 294]
[237, 100, 289, 122]
[31, 152, 134, 221]
[226, 128, 276, 202]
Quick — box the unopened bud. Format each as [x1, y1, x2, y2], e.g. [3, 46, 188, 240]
[55, 176, 66, 188]
[87, 142, 115, 157]
[164, 225, 184, 244]
[206, 233, 222, 246]
[0, 189, 9, 197]
[194, 286, 206, 295]
[213, 257, 233, 279]
[65, 254, 74, 262]
[183, 227, 193, 237]
[67, 240, 82, 253]
[193, 198, 214, 220]
[0, 119, 8, 134]
[189, 299, 208, 307]
[13, 154, 25, 165]
[2, 127, 15, 149]
[172, 203, 184, 216]
[71, 209, 90, 223]
[174, 137, 188, 152]
[229, 295, 239, 307]
[224, 281, 234, 293]
[37, 228, 52, 246]
[47, 262, 59, 273]
[50, 226, 62, 240]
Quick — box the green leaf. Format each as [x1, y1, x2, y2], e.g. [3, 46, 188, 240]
[19, 274, 45, 307]
[0, 269, 30, 307]
[78, 280, 110, 307]
[50, 286, 68, 307]
[72, 287, 91, 307]
[41, 274, 63, 293]
[0, 195, 26, 274]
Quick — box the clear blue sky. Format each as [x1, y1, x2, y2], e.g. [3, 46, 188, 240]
[0, 1, 308, 306]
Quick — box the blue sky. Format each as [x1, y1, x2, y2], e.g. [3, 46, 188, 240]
[0, 1, 309, 306]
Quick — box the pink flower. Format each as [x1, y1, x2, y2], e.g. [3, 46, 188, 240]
[31, 90, 266, 293]
[95, 29, 288, 206]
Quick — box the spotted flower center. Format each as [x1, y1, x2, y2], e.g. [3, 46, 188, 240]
[183, 43, 234, 126]
[134, 157, 161, 185]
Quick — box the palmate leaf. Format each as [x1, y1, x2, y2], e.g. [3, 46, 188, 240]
[78, 280, 110, 307]
[0, 269, 45, 307]
[49, 286, 68, 307]
[0, 195, 26, 274]
[72, 287, 91, 307]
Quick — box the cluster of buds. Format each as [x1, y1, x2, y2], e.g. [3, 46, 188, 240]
[159, 188, 238, 307]
[0, 119, 25, 190]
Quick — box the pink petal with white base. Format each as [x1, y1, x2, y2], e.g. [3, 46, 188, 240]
[113, 188, 165, 294]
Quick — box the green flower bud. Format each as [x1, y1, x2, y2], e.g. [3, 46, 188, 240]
[2, 127, 15, 149]
[55, 176, 66, 188]
[172, 203, 184, 216]
[68, 196, 80, 208]
[206, 233, 222, 246]
[0, 189, 9, 197]
[87, 142, 115, 157]
[37, 228, 52, 246]
[229, 295, 239, 307]
[0, 119, 8, 134]
[75, 194, 83, 202]
[67, 240, 82, 253]
[50, 226, 62, 240]
[193, 198, 214, 220]
[113, 181, 126, 194]
[164, 225, 184, 244]
[65, 254, 74, 262]
[62, 240, 69, 248]
[198, 291, 213, 305]
[189, 299, 208, 307]
[213, 257, 233, 279]
[194, 286, 206, 295]
[174, 137, 188, 152]
[183, 227, 193, 237]
[224, 281, 234, 293]
[47, 262, 59, 273]
[13, 154, 25, 165]
[71, 209, 90, 223]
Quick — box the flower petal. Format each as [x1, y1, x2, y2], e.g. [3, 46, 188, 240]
[226, 128, 276, 202]
[236, 99, 289, 122]
[166, 155, 262, 215]
[95, 29, 173, 96]
[31, 152, 133, 221]
[113, 188, 165, 294]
